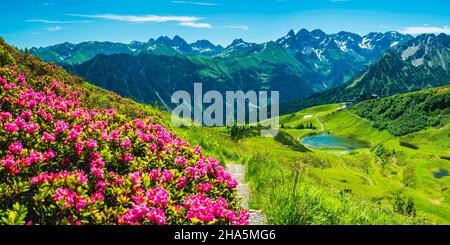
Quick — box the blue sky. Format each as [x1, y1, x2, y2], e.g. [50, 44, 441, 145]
[1, 0, 449, 48]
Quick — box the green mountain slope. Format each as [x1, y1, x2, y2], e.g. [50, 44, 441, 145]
[351, 85, 450, 136]
[31, 30, 410, 104]
[67, 41, 319, 105]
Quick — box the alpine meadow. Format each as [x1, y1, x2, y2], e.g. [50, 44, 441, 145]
[1, 0, 450, 230]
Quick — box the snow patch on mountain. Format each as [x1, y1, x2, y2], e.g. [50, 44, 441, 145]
[192, 47, 213, 53]
[359, 37, 374, 50]
[312, 48, 325, 61]
[390, 41, 399, 47]
[334, 40, 348, 52]
[412, 57, 424, 66]
[401, 45, 420, 60]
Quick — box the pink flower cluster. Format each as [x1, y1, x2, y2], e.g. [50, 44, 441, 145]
[8, 141, 23, 154]
[0, 66, 247, 225]
[118, 185, 170, 225]
[31, 170, 88, 185]
[184, 194, 249, 225]
[53, 188, 88, 211]
[149, 169, 174, 183]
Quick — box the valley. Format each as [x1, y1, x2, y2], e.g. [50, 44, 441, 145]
[174, 85, 450, 224]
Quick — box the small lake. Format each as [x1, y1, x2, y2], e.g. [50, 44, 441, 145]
[433, 169, 449, 179]
[302, 134, 370, 151]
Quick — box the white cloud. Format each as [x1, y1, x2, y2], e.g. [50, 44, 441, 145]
[27, 19, 91, 24]
[399, 26, 450, 35]
[171, 1, 218, 6]
[67, 14, 202, 23]
[179, 22, 212, 28]
[46, 26, 62, 32]
[40, 2, 55, 7]
[224, 25, 249, 30]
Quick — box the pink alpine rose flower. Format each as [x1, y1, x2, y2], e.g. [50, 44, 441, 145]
[85, 139, 98, 150]
[8, 141, 23, 154]
[41, 132, 56, 143]
[3, 121, 19, 133]
[120, 138, 132, 149]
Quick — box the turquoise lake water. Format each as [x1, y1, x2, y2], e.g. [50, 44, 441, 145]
[302, 134, 370, 151]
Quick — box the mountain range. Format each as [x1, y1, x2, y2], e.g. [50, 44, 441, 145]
[64, 41, 317, 105]
[29, 29, 449, 110]
[282, 33, 450, 113]
[29, 35, 225, 65]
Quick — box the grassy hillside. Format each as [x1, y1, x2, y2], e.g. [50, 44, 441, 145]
[0, 38, 248, 225]
[175, 86, 449, 224]
[173, 124, 431, 224]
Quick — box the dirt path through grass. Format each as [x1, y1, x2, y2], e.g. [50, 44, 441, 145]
[315, 112, 324, 131]
[226, 164, 267, 225]
[344, 109, 370, 123]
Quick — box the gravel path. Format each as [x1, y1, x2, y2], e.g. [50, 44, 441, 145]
[315, 112, 324, 132]
[344, 109, 370, 123]
[226, 164, 267, 225]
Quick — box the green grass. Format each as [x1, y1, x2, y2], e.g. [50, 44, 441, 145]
[280, 103, 341, 129]
[174, 96, 449, 224]
[285, 103, 450, 223]
[245, 153, 425, 224]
